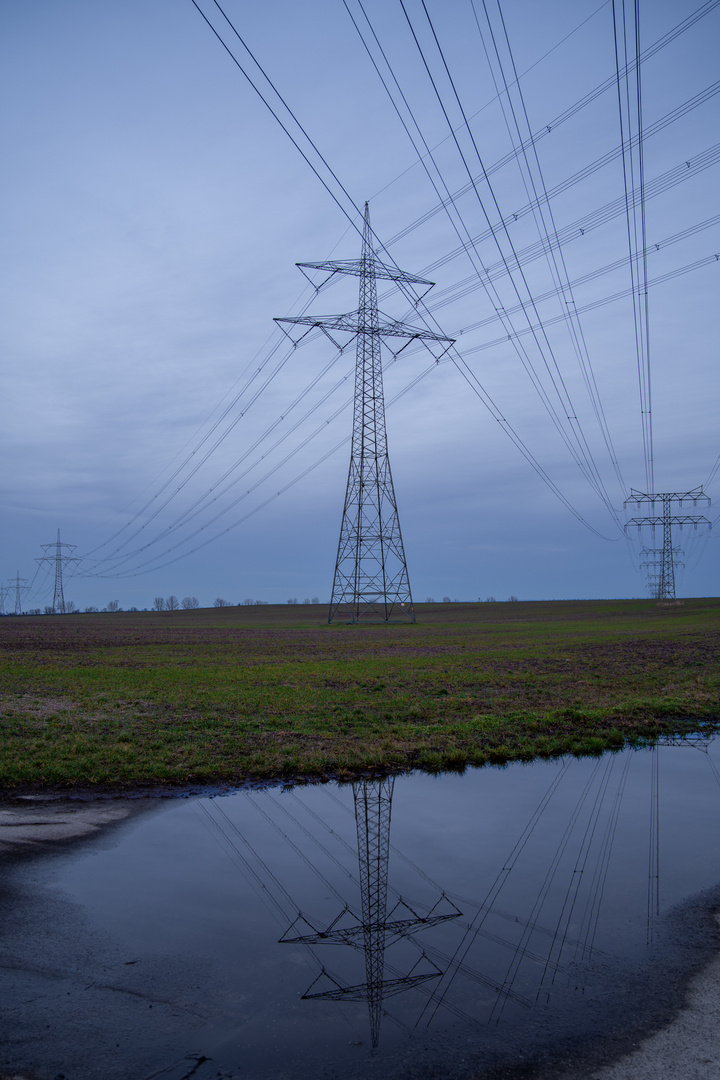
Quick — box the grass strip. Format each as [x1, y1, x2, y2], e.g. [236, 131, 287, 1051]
[1, 598, 718, 791]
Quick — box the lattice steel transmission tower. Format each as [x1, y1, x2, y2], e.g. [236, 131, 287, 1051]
[36, 529, 80, 614]
[625, 488, 710, 599]
[639, 546, 684, 600]
[8, 572, 29, 615]
[280, 776, 459, 1048]
[276, 204, 453, 624]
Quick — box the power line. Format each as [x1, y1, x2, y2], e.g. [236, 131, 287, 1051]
[87, 0, 629, 579]
[382, 0, 720, 251]
[111, 0, 713, 585]
[471, 0, 627, 501]
[395, 0, 623, 523]
[612, 0, 653, 490]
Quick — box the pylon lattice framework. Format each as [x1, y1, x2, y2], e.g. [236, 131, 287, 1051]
[8, 572, 29, 616]
[625, 488, 711, 600]
[276, 203, 454, 624]
[639, 546, 684, 600]
[36, 529, 80, 614]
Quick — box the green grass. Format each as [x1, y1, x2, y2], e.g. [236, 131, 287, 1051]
[1, 598, 718, 791]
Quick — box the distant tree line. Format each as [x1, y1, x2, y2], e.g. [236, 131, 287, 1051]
[15, 594, 327, 616]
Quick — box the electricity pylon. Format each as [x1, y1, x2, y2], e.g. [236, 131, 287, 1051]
[8, 572, 29, 615]
[36, 530, 80, 613]
[625, 488, 710, 599]
[276, 203, 453, 624]
[639, 546, 684, 600]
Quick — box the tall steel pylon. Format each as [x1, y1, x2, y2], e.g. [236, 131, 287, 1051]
[625, 488, 711, 599]
[276, 203, 453, 624]
[36, 529, 80, 614]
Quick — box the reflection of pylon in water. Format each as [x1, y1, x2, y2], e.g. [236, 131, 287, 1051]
[280, 777, 460, 1048]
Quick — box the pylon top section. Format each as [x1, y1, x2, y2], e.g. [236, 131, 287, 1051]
[296, 202, 435, 291]
[275, 202, 454, 361]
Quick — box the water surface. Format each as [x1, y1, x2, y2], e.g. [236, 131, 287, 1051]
[2, 737, 720, 1079]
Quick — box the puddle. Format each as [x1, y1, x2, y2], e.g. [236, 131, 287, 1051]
[2, 737, 720, 1079]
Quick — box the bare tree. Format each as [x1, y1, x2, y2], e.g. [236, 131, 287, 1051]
[153, 597, 165, 611]
[106, 600, 119, 612]
[213, 598, 231, 608]
[442, 596, 451, 603]
[426, 597, 435, 603]
[287, 597, 298, 605]
[166, 595, 179, 610]
[181, 596, 199, 609]
[311, 596, 319, 604]
[508, 595, 519, 602]
[65, 600, 78, 613]
[84, 606, 99, 613]
[485, 596, 496, 603]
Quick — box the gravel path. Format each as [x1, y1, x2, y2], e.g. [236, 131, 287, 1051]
[589, 919, 720, 1080]
[0, 797, 141, 856]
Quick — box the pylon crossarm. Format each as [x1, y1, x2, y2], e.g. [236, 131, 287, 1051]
[274, 314, 359, 352]
[298, 258, 435, 288]
[290, 911, 461, 950]
[626, 516, 709, 529]
[278, 311, 451, 344]
[274, 319, 323, 348]
[417, 336, 455, 363]
[625, 486, 710, 508]
[295, 263, 343, 291]
[302, 970, 440, 1003]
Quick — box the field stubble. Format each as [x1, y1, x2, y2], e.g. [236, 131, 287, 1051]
[0, 599, 718, 792]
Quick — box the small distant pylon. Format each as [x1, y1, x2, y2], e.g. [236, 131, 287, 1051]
[276, 203, 453, 624]
[625, 488, 711, 599]
[639, 546, 684, 600]
[36, 530, 80, 613]
[8, 572, 29, 616]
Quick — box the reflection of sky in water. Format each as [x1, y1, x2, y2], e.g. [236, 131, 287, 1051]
[18, 737, 720, 1077]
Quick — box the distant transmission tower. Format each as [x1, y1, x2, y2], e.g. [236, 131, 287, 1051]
[8, 572, 29, 616]
[625, 488, 710, 599]
[639, 546, 684, 600]
[276, 203, 453, 624]
[36, 529, 80, 613]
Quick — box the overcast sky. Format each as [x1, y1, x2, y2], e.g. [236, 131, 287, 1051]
[2, 0, 718, 612]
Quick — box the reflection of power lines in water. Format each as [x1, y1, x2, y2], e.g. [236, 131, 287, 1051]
[196, 739, 720, 1047]
[196, 778, 465, 1047]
